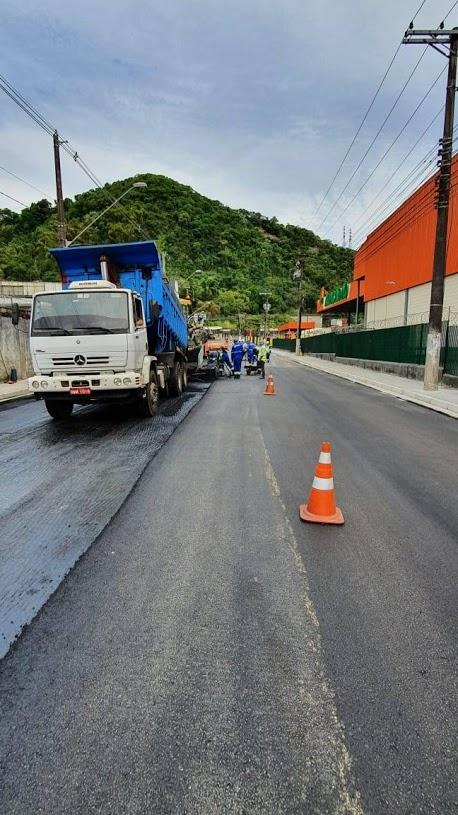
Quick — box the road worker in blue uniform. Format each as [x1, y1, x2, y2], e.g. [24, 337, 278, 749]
[246, 341, 256, 364]
[231, 339, 245, 379]
[221, 347, 233, 375]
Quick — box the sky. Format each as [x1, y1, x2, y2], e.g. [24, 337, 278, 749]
[0, 0, 455, 246]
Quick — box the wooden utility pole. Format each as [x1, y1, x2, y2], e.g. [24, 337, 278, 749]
[403, 27, 458, 390]
[53, 130, 67, 247]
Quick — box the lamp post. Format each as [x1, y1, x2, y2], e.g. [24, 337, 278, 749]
[181, 269, 204, 301]
[66, 182, 147, 247]
[260, 291, 271, 339]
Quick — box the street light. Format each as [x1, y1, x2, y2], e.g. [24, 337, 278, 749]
[260, 291, 271, 339]
[66, 182, 147, 247]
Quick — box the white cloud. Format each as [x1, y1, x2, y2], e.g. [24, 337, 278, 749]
[0, 0, 453, 245]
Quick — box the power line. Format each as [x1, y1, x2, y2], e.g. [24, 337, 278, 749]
[313, 0, 430, 220]
[323, 64, 447, 238]
[317, 0, 458, 234]
[317, 45, 430, 231]
[351, 147, 438, 244]
[355, 171, 458, 262]
[0, 164, 51, 199]
[0, 190, 27, 207]
[350, 105, 444, 235]
[352, 155, 438, 246]
[0, 74, 150, 239]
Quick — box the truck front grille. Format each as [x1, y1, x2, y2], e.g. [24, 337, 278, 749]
[52, 356, 110, 366]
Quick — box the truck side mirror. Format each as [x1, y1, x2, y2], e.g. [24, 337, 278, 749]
[11, 303, 20, 326]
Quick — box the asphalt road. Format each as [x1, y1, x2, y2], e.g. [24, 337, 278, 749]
[0, 384, 210, 658]
[0, 355, 456, 814]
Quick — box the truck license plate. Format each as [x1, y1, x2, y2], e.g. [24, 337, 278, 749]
[69, 387, 91, 395]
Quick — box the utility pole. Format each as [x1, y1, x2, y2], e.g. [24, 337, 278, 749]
[53, 130, 67, 247]
[403, 26, 458, 390]
[293, 259, 304, 355]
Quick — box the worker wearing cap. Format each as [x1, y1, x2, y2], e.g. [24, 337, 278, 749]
[231, 338, 245, 379]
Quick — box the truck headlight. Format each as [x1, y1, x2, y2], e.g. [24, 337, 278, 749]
[123, 377, 131, 385]
[41, 380, 48, 389]
[114, 377, 122, 386]
[32, 380, 40, 389]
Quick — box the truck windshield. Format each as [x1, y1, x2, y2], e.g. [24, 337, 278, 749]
[31, 291, 130, 335]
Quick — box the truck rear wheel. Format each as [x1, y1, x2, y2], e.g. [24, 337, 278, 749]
[45, 400, 74, 420]
[182, 364, 188, 391]
[138, 371, 159, 417]
[169, 362, 183, 397]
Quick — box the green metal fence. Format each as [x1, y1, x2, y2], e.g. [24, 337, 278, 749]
[336, 323, 429, 365]
[273, 322, 458, 372]
[273, 338, 296, 352]
[444, 323, 458, 376]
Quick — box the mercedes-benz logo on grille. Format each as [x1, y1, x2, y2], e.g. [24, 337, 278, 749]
[74, 354, 86, 366]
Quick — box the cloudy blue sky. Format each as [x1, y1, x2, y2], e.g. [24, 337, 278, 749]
[0, 0, 455, 245]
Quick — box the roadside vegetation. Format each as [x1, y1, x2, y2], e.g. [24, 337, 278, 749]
[0, 173, 353, 318]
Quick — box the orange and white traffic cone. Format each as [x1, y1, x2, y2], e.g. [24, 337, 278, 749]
[299, 441, 344, 525]
[264, 374, 276, 396]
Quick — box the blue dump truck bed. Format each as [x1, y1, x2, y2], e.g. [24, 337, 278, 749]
[50, 241, 188, 353]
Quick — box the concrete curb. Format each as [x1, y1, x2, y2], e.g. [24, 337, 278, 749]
[0, 388, 32, 405]
[274, 350, 458, 420]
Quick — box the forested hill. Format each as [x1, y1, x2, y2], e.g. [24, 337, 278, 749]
[0, 173, 353, 316]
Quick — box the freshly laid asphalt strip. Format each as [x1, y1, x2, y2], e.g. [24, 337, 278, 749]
[257, 354, 458, 815]
[0, 376, 362, 814]
[0, 384, 210, 659]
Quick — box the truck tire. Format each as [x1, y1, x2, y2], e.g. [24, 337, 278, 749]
[182, 363, 188, 391]
[45, 400, 74, 420]
[138, 370, 159, 417]
[169, 362, 183, 397]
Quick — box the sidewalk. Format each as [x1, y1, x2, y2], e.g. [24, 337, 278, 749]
[274, 349, 458, 419]
[0, 379, 31, 404]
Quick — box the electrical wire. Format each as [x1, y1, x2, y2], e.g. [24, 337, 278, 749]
[317, 0, 458, 232]
[351, 148, 439, 244]
[0, 190, 27, 207]
[314, 0, 430, 219]
[0, 74, 150, 239]
[317, 46, 430, 231]
[355, 172, 458, 261]
[350, 106, 444, 233]
[323, 64, 447, 238]
[0, 164, 51, 199]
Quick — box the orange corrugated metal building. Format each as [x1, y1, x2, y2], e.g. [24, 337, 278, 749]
[317, 155, 458, 324]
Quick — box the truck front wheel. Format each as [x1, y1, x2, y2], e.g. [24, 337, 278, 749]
[169, 362, 183, 397]
[45, 400, 74, 420]
[138, 371, 159, 417]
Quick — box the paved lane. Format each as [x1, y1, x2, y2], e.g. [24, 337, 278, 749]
[0, 375, 362, 815]
[0, 385, 209, 658]
[258, 354, 458, 815]
[0, 357, 456, 814]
